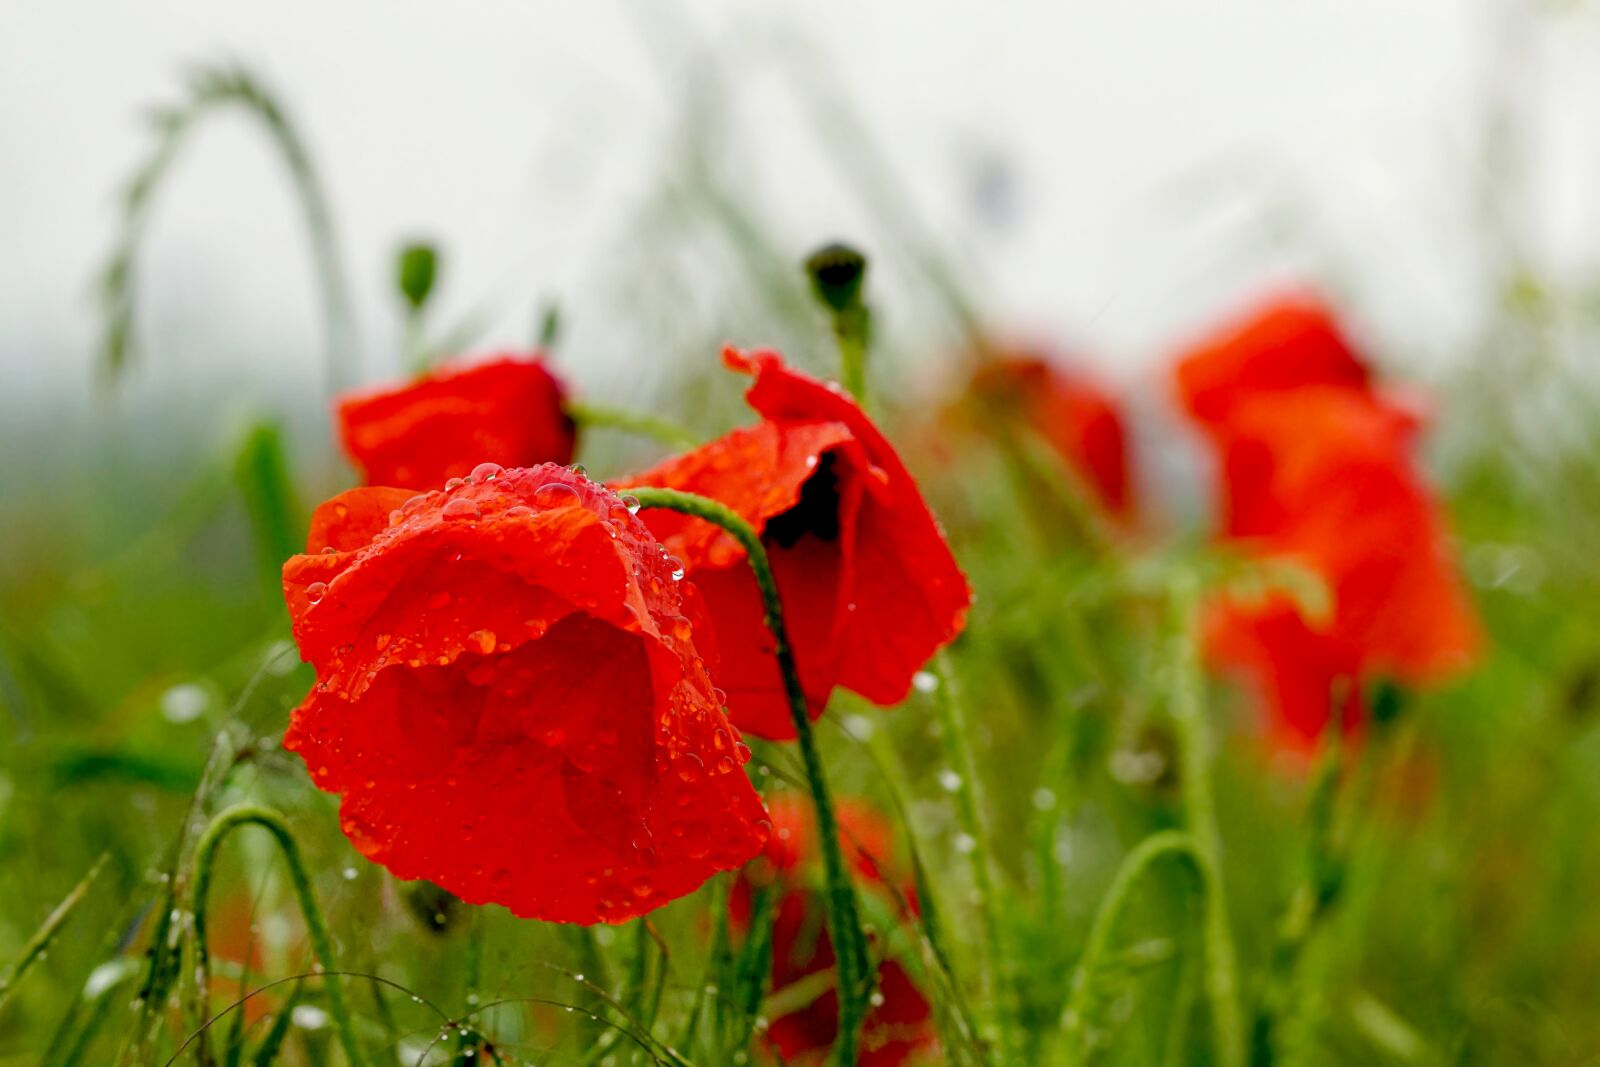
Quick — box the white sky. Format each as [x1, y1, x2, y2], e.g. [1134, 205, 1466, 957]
[4, 0, 1599, 417]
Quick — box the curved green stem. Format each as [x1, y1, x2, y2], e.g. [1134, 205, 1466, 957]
[628, 486, 871, 1066]
[190, 804, 362, 1066]
[99, 63, 355, 394]
[1059, 831, 1208, 1063]
[568, 402, 699, 449]
[1168, 569, 1245, 1067]
[929, 655, 1010, 1060]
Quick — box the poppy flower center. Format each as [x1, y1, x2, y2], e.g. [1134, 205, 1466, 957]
[765, 453, 843, 548]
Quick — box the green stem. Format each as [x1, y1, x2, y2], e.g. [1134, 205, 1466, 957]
[99, 63, 355, 394]
[628, 486, 871, 1066]
[1059, 831, 1208, 1063]
[929, 655, 1010, 1060]
[190, 805, 362, 1067]
[567, 402, 699, 449]
[0, 853, 109, 1012]
[836, 323, 869, 405]
[1168, 569, 1245, 1067]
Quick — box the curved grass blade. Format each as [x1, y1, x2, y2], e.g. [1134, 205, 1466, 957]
[0, 852, 110, 1013]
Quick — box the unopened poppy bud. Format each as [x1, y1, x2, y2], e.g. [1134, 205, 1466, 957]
[401, 880, 462, 935]
[395, 241, 438, 312]
[1369, 679, 1406, 728]
[805, 242, 867, 314]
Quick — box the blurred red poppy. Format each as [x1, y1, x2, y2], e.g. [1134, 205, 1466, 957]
[336, 354, 576, 490]
[281, 463, 769, 924]
[1175, 297, 1479, 752]
[617, 347, 971, 740]
[964, 352, 1134, 519]
[1174, 295, 1369, 428]
[730, 794, 935, 1067]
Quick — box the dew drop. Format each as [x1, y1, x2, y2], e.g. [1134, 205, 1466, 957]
[676, 753, 705, 783]
[506, 505, 535, 519]
[469, 462, 503, 484]
[441, 497, 481, 522]
[533, 482, 581, 509]
[305, 582, 328, 603]
[938, 768, 963, 792]
[445, 477, 466, 490]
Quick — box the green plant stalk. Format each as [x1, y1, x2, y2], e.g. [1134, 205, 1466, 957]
[676, 874, 730, 1055]
[1167, 570, 1245, 1067]
[99, 63, 355, 394]
[1059, 831, 1207, 1063]
[0, 852, 109, 1013]
[190, 805, 362, 1067]
[629, 486, 871, 1066]
[567, 401, 700, 449]
[929, 655, 1011, 1061]
[836, 320, 869, 405]
[1252, 725, 1347, 1067]
[834, 713, 989, 1064]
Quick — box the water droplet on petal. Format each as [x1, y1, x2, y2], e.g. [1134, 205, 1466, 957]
[469, 462, 503, 484]
[533, 482, 581, 510]
[676, 753, 705, 783]
[506, 505, 535, 519]
[305, 582, 328, 604]
[442, 498, 481, 522]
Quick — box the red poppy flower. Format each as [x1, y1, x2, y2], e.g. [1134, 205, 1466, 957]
[1175, 300, 1479, 751]
[1174, 295, 1370, 428]
[281, 463, 769, 924]
[731, 794, 935, 1067]
[336, 354, 576, 490]
[965, 351, 1133, 519]
[617, 347, 971, 740]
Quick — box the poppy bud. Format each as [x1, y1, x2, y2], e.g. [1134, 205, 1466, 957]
[395, 241, 438, 312]
[805, 242, 867, 314]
